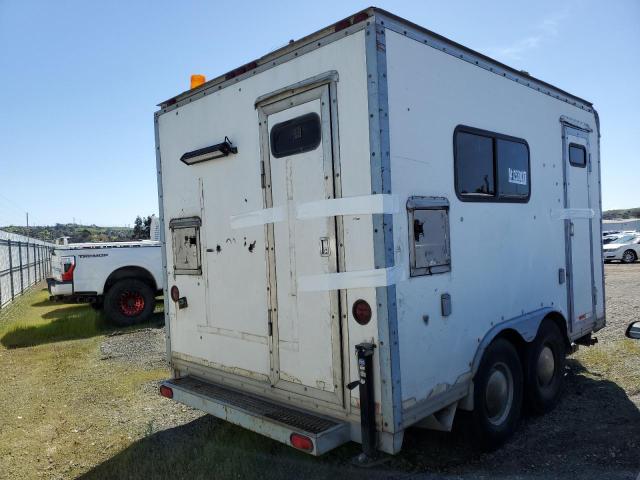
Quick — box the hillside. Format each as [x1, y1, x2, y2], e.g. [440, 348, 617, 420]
[602, 207, 640, 220]
[0, 223, 133, 243]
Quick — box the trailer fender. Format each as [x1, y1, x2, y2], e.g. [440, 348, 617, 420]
[458, 307, 568, 412]
[470, 307, 562, 377]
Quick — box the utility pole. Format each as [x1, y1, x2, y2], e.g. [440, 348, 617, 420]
[26, 212, 29, 236]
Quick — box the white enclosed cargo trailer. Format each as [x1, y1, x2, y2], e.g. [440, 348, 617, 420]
[155, 8, 604, 456]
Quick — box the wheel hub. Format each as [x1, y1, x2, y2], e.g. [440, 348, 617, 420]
[485, 362, 514, 425]
[119, 291, 145, 317]
[537, 345, 555, 387]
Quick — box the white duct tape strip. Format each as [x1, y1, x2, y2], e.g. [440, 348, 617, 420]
[230, 194, 400, 229]
[550, 208, 596, 220]
[298, 265, 407, 292]
[296, 194, 400, 220]
[230, 206, 286, 229]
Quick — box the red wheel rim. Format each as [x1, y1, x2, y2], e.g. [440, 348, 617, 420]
[118, 290, 145, 317]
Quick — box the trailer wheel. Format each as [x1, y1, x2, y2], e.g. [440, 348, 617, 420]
[104, 279, 155, 327]
[472, 338, 523, 449]
[621, 250, 637, 264]
[526, 320, 566, 414]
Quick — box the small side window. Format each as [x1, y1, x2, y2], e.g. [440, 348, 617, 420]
[270, 112, 321, 158]
[407, 197, 451, 277]
[454, 131, 495, 198]
[169, 217, 202, 275]
[569, 144, 587, 168]
[454, 126, 530, 203]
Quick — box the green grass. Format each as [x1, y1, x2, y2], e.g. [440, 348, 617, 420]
[576, 337, 640, 395]
[0, 288, 163, 348]
[0, 284, 170, 480]
[0, 301, 106, 348]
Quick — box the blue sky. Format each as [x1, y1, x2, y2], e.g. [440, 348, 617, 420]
[0, 0, 638, 226]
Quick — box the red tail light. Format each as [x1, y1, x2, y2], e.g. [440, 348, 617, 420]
[170, 285, 180, 302]
[61, 256, 75, 282]
[159, 385, 174, 399]
[352, 299, 372, 325]
[290, 433, 314, 452]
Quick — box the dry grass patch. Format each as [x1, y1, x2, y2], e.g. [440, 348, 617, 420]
[0, 286, 172, 479]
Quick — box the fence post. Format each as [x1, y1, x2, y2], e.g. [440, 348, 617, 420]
[18, 242, 24, 295]
[0, 242, 3, 309]
[27, 241, 31, 287]
[34, 244, 39, 283]
[8, 239, 14, 302]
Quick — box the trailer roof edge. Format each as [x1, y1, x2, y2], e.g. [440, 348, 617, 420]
[156, 7, 593, 114]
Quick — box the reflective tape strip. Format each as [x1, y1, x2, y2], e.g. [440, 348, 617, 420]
[230, 194, 401, 229]
[297, 265, 406, 292]
[230, 206, 286, 229]
[550, 208, 596, 220]
[296, 194, 400, 220]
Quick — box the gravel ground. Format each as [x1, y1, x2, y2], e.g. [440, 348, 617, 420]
[600, 263, 640, 342]
[94, 264, 640, 480]
[100, 327, 167, 370]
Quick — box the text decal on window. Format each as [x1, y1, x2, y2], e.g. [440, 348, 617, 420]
[508, 168, 527, 186]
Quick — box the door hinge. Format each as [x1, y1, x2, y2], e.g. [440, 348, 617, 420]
[268, 309, 273, 336]
[260, 161, 266, 189]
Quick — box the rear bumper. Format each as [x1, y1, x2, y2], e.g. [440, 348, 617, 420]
[160, 376, 350, 456]
[47, 278, 72, 296]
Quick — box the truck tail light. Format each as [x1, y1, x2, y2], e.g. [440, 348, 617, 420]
[352, 299, 372, 325]
[290, 433, 313, 452]
[61, 256, 75, 282]
[159, 385, 174, 399]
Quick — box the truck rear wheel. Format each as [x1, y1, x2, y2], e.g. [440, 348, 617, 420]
[472, 338, 523, 450]
[525, 320, 566, 414]
[104, 279, 155, 327]
[90, 299, 104, 311]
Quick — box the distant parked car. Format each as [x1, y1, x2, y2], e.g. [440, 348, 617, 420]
[603, 234, 622, 245]
[627, 322, 640, 340]
[602, 234, 640, 263]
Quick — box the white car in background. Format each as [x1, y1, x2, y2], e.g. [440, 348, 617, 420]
[602, 233, 640, 263]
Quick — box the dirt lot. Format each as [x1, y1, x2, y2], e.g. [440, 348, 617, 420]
[0, 264, 639, 479]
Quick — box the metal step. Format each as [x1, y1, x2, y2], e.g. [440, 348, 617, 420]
[162, 376, 351, 455]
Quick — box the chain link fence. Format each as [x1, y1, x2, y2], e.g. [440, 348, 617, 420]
[0, 230, 53, 309]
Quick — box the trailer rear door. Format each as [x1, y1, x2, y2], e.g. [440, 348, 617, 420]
[563, 123, 596, 335]
[260, 85, 343, 406]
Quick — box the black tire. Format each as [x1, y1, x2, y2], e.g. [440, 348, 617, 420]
[621, 249, 637, 264]
[104, 279, 155, 327]
[525, 320, 566, 414]
[472, 338, 523, 450]
[90, 299, 104, 311]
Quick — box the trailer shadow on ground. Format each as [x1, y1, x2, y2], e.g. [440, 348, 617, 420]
[79, 359, 640, 480]
[0, 303, 164, 349]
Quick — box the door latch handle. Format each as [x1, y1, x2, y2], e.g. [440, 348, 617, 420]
[570, 222, 575, 237]
[320, 237, 330, 257]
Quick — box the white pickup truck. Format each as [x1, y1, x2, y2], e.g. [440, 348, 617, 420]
[48, 240, 163, 326]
